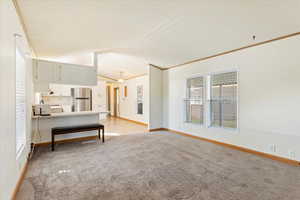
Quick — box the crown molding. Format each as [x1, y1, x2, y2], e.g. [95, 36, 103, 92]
[98, 73, 149, 82]
[149, 64, 165, 70]
[125, 73, 148, 80]
[12, 0, 37, 57]
[97, 75, 118, 81]
[165, 32, 300, 70]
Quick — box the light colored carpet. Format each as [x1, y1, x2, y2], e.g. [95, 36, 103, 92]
[17, 131, 300, 200]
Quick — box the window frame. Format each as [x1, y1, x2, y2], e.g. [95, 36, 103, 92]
[184, 69, 239, 131]
[184, 75, 206, 125]
[15, 35, 27, 159]
[207, 70, 239, 130]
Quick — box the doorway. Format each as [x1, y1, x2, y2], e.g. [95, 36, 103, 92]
[113, 87, 120, 117]
[106, 85, 111, 115]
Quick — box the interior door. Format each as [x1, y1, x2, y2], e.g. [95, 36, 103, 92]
[113, 87, 119, 117]
[107, 85, 111, 114]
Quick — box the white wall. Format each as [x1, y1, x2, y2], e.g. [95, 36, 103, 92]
[92, 80, 108, 120]
[163, 35, 300, 162]
[149, 66, 163, 129]
[119, 75, 149, 124]
[0, 0, 33, 199]
[92, 80, 107, 112]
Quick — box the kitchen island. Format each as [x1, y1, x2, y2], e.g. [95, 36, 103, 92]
[32, 111, 100, 144]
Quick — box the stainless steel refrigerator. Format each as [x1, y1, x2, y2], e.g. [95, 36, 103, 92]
[71, 88, 92, 112]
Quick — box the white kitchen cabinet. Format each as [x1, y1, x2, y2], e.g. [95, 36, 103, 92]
[33, 59, 57, 83]
[56, 64, 77, 85]
[33, 59, 97, 88]
[58, 63, 97, 86]
[81, 66, 97, 86]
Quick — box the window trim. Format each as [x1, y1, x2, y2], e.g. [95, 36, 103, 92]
[184, 69, 239, 130]
[184, 75, 205, 125]
[15, 35, 27, 159]
[207, 70, 239, 130]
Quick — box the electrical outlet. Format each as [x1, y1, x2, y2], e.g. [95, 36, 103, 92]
[288, 150, 296, 159]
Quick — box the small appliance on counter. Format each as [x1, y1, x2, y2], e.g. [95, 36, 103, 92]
[33, 104, 51, 116]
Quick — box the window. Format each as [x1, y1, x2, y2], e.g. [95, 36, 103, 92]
[184, 71, 238, 129]
[16, 46, 26, 157]
[209, 72, 237, 128]
[185, 77, 204, 124]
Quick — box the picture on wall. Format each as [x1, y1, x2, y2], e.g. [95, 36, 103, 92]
[137, 85, 143, 114]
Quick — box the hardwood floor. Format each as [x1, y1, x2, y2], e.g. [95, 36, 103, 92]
[100, 116, 148, 135]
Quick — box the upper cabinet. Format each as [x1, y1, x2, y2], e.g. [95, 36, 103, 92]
[57, 63, 97, 85]
[33, 59, 97, 88]
[33, 60, 57, 83]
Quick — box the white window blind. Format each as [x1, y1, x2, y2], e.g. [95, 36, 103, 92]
[210, 72, 237, 128]
[185, 77, 204, 124]
[16, 46, 26, 157]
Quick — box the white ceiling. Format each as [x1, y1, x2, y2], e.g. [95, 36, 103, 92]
[97, 53, 148, 80]
[17, 0, 300, 77]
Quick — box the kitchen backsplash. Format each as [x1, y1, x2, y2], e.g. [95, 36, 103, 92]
[42, 96, 72, 106]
